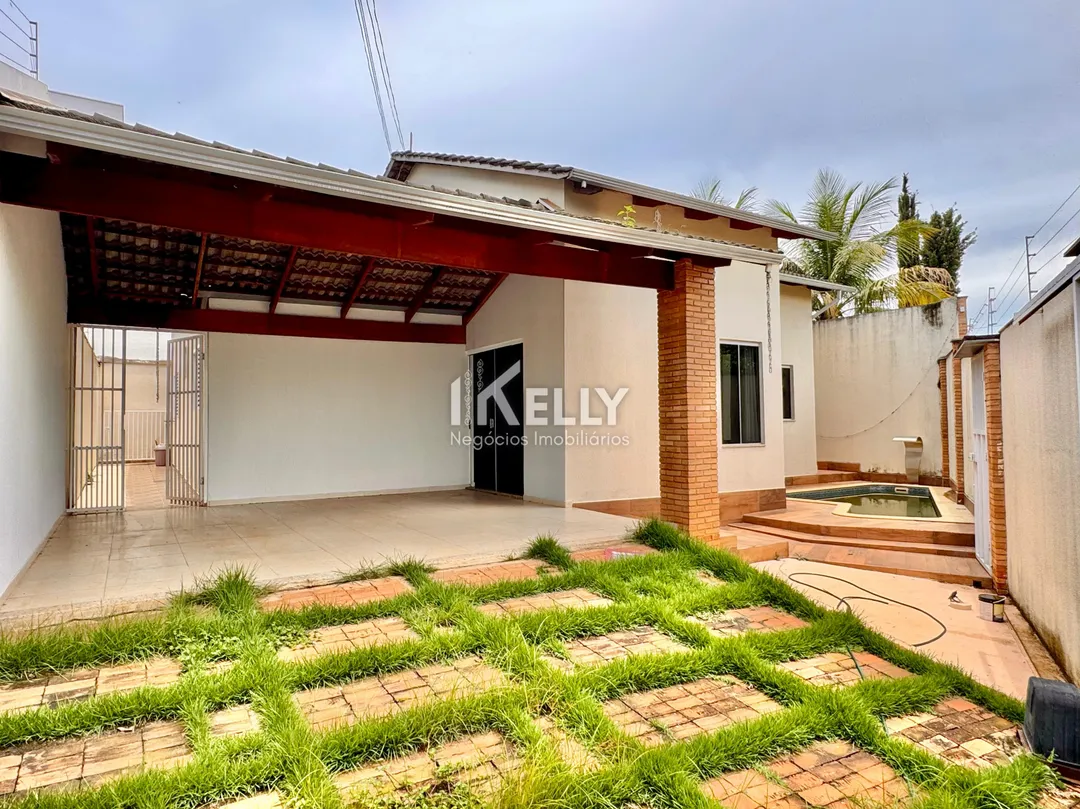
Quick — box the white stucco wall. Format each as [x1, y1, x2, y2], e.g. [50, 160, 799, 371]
[405, 163, 566, 207]
[0, 204, 68, 595]
[466, 274, 567, 504]
[563, 281, 659, 503]
[715, 262, 786, 492]
[1000, 287, 1080, 682]
[779, 285, 818, 477]
[814, 300, 959, 475]
[204, 333, 469, 504]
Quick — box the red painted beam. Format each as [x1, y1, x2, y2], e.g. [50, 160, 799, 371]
[683, 208, 717, 221]
[1, 152, 674, 290]
[341, 256, 375, 319]
[191, 232, 208, 306]
[728, 219, 764, 231]
[269, 245, 299, 314]
[68, 300, 465, 344]
[462, 274, 507, 326]
[404, 267, 443, 323]
[85, 215, 100, 294]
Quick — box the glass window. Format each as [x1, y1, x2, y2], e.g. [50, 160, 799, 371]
[719, 343, 763, 444]
[782, 366, 794, 421]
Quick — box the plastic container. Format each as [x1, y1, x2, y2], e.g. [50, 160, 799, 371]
[978, 593, 1005, 622]
[154, 443, 167, 467]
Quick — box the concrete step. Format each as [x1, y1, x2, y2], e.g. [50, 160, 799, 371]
[742, 510, 976, 547]
[786, 541, 993, 589]
[729, 523, 977, 559]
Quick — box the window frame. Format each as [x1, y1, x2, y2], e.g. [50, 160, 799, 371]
[718, 340, 765, 446]
[782, 364, 795, 422]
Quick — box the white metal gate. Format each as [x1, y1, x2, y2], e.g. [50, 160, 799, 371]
[165, 335, 205, 505]
[68, 326, 126, 513]
[970, 354, 991, 572]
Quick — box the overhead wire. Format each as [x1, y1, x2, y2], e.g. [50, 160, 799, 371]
[353, 0, 393, 155]
[367, 0, 404, 149]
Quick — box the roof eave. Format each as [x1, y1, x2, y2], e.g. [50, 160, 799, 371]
[0, 105, 783, 268]
[778, 273, 855, 294]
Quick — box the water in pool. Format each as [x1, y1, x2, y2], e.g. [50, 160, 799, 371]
[829, 492, 941, 518]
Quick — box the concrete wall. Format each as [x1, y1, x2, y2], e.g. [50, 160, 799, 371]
[779, 285, 818, 477]
[99, 359, 167, 412]
[204, 333, 469, 504]
[0, 204, 68, 595]
[1000, 287, 1080, 682]
[814, 300, 959, 475]
[405, 164, 566, 208]
[466, 274, 567, 504]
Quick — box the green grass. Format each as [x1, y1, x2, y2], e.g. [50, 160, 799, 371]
[0, 520, 1061, 809]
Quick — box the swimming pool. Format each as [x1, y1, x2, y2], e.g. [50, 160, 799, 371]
[788, 484, 942, 519]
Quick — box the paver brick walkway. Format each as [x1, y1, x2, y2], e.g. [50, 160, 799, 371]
[217, 795, 283, 808]
[430, 559, 547, 586]
[277, 618, 418, 663]
[536, 717, 599, 770]
[603, 677, 783, 745]
[778, 652, 910, 686]
[886, 697, 1025, 768]
[260, 577, 413, 611]
[333, 731, 519, 799]
[690, 606, 808, 638]
[702, 740, 912, 809]
[295, 657, 504, 731]
[0, 658, 183, 714]
[476, 588, 612, 617]
[545, 627, 690, 671]
[569, 543, 656, 562]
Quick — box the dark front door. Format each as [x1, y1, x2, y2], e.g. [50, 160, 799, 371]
[470, 343, 524, 496]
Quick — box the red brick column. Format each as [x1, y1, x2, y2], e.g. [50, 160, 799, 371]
[658, 259, 720, 540]
[952, 297, 967, 504]
[938, 357, 950, 482]
[983, 342, 1008, 592]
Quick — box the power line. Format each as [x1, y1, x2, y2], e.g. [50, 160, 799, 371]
[367, 0, 404, 149]
[1029, 180, 1080, 242]
[354, 0, 393, 155]
[1030, 202, 1080, 263]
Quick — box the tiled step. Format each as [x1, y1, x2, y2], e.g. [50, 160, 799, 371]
[787, 542, 993, 588]
[785, 472, 860, 486]
[743, 510, 975, 547]
[730, 523, 977, 559]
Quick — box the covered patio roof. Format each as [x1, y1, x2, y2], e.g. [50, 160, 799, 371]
[0, 91, 795, 343]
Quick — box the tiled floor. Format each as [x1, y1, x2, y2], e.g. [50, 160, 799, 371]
[689, 606, 809, 638]
[886, 697, 1021, 767]
[294, 657, 504, 731]
[125, 463, 168, 511]
[569, 543, 657, 562]
[758, 559, 1042, 699]
[260, 576, 413, 611]
[702, 741, 912, 809]
[0, 490, 634, 617]
[603, 677, 782, 744]
[0, 658, 183, 714]
[278, 618, 418, 663]
[477, 588, 612, 616]
[545, 627, 690, 671]
[778, 652, 910, 686]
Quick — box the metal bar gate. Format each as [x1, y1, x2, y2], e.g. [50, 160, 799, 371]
[165, 335, 205, 505]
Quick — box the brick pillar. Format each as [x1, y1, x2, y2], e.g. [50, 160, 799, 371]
[658, 259, 720, 540]
[952, 297, 967, 504]
[983, 342, 1008, 592]
[938, 357, 950, 482]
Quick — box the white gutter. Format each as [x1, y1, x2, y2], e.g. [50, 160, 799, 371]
[0, 105, 785, 267]
[778, 273, 855, 294]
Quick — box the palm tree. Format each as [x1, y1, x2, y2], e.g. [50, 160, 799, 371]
[766, 169, 952, 318]
[691, 176, 759, 211]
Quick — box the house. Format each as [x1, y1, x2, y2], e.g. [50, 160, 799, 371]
[0, 70, 843, 607]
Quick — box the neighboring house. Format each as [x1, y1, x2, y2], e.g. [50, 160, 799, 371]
[0, 74, 839, 594]
[387, 152, 847, 516]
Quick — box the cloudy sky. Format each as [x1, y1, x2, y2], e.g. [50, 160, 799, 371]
[23, 0, 1080, 329]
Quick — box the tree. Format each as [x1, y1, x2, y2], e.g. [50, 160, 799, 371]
[766, 169, 952, 318]
[897, 173, 920, 269]
[922, 207, 977, 290]
[691, 176, 759, 211]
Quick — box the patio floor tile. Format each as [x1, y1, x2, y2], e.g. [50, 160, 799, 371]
[536, 717, 600, 770]
[332, 731, 520, 800]
[544, 627, 691, 671]
[430, 559, 548, 586]
[476, 588, 612, 617]
[277, 617, 418, 662]
[215, 795, 284, 808]
[259, 576, 412, 611]
[603, 676, 783, 745]
[569, 543, 657, 562]
[778, 652, 910, 686]
[294, 657, 504, 731]
[0, 658, 184, 715]
[208, 705, 261, 738]
[689, 606, 809, 638]
[886, 698, 1026, 768]
[702, 741, 914, 808]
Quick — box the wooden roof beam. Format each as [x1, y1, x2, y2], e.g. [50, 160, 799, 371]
[404, 267, 443, 323]
[341, 256, 375, 319]
[85, 215, 100, 295]
[269, 245, 299, 314]
[462, 274, 508, 325]
[190, 232, 208, 306]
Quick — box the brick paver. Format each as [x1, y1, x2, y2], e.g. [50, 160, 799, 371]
[886, 697, 1027, 769]
[477, 588, 612, 617]
[295, 657, 504, 731]
[603, 677, 782, 745]
[690, 606, 808, 638]
[536, 717, 599, 770]
[778, 652, 910, 687]
[277, 618, 418, 663]
[702, 741, 913, 809]
[430, 560, 548, 586]
[217, 793, 284, 808]
[209, 705, 261, 738]
[0, 658, 183, 714]
[333, 731, 519, 799]
[260, 576, 413, 611]
[545, 627, 690, 672]
[569, 543, 657, 563]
